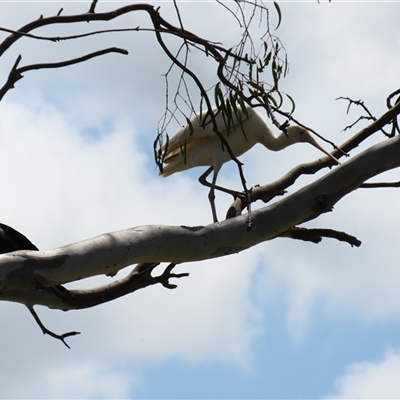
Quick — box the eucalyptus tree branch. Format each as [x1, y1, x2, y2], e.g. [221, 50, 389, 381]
[226, 154, 340, 218]
[1, 133, 400, 313]
[22, 262, 188, 348]
[1, 132, 399, 347]
[2, 261, 189, 348]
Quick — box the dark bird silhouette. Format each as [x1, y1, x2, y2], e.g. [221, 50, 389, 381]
[0, 223, 38, 253]
[0, 223, 71, 299]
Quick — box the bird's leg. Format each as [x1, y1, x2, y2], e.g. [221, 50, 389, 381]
[199, 167, 232, 222]
[199, 167, 252, 225]
[199, 167, 242, 198]
[203, 167, 219, 222]
[208, 188, 218, 223]
[245, 190, 252, 229]
[28, 306, 80, 349]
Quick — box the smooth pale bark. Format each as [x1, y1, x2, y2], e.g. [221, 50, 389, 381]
[0, 135, 399, 308]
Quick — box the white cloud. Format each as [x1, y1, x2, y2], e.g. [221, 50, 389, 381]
[327, 348, 400, 399]
[0, 361, 135, 399]
[251, 181, 400, 341]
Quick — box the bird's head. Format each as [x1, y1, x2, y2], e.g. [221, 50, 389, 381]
[286, 126, 341, 165]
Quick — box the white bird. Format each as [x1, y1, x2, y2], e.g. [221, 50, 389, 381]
[159, 105, 340, 222]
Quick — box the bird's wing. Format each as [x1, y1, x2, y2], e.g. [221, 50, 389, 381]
[162, 106, 252, 160]
[0, 223, 38, 253]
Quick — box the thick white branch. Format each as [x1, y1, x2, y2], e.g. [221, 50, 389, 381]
[0, 135, 399, 305]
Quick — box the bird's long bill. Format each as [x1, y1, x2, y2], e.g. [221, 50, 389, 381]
[308, 136, 341, 165]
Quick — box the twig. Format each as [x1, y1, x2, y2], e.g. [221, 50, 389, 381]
[17, 47, 128, 74]
[280, 227, 362, 247]
[28, 306, 80, 349]
[360, 181, 400, 188]
[386, 88, 400, 136]
[0, 26, 140, 43]
[153, 263, 189, 289]
[88, 0, 98, 14]
[341, 115, 374, 132]
[337, 96, 390, 137]
[386, 88, 400, 109]
[0, 47, 128, 101]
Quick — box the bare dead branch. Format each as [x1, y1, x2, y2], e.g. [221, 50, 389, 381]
[0, 47, 128, 101]
[386, 88, 400, 109]
[336, 96, 391, 137]
[338, 96, 375, 119]
[0, 55, 23, 101]
[341, 115, 375, 132]
[360, 181, 400, 188]
[280, 227, 362, 247]
[28, 306, 80, 349]
[386, 88, 400, 136]
[88, 0, 98, 14]
[36, 263, 190, 311]
[17, 47, 128, 74]
[0, 26, 140, 43]
[337, 97, 400, 155]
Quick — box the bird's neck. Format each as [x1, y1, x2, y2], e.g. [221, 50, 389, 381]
[250, 109, 294, 151]
[260, 129, 293, 151]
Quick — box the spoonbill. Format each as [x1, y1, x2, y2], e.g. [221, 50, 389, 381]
[159, 105, 340, 222]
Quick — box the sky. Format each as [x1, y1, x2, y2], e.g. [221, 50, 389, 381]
[0, 1, 400, 399]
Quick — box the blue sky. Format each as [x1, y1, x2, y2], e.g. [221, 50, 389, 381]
[1, 1, 400, 399]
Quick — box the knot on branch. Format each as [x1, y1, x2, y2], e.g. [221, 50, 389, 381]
[313, 195, 333, 213]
